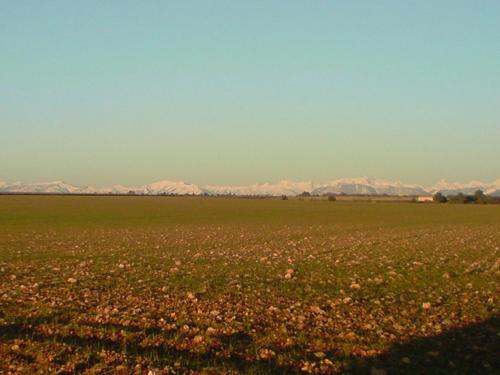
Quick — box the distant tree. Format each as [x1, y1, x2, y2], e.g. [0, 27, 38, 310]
[433, 192, 447, 203]
[448, 193, 474, 204]
[281, 194, 288, 200]
[448, 193, 463, 204]
[128, 190, 136, 195]
[299, 191, 311, 197]
[327, 194, 336, 202]
[456, 193, 467, 204]
[474, 190, 486, 204]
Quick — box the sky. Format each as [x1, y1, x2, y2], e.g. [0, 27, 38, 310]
[1, 1, 499, 187]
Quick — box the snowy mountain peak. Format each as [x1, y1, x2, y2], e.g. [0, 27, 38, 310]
[203, 180, 315, 196]
[0, 180, 85, 194]
[143, 180, 204, 195]
[312, 177, 428, 196]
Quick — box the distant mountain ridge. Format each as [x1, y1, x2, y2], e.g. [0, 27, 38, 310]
[1, 178, 499, 196]
[428, 179, 500, 197]
[311, 177, 430, 196]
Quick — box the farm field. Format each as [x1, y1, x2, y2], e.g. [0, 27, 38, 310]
[0, 196, 498, 374]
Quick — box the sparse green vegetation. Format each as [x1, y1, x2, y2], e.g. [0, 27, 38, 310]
[0, 196, 498, 374]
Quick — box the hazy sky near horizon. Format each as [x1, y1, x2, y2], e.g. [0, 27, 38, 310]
[1, 1, 499, 187]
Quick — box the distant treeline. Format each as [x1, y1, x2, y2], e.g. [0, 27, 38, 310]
[433, 190, 499, 204]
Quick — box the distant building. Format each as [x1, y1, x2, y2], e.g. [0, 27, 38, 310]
[416, 196, 433, 203]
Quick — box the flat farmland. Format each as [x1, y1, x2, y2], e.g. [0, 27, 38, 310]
[0, 196, 498, 374]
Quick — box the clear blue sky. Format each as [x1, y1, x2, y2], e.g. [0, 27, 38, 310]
[1, 1, 499, 186]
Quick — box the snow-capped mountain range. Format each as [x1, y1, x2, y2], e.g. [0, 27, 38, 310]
[1, 177, 499, 196]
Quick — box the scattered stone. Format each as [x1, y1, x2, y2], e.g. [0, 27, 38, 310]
[284, 268, 295, 279]
[310, 305, 325, 314]
[343, 297, 352, 304]
[206, 327, 217, 335]
[259, 348, 276, 360]
[344, 331, 357, 341]
[192, 335, 204, 345]
[314, 351, 326, 359]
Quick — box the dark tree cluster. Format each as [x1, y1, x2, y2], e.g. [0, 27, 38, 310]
[433, 192, 448, 203]
[435, 190, 498, 204]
